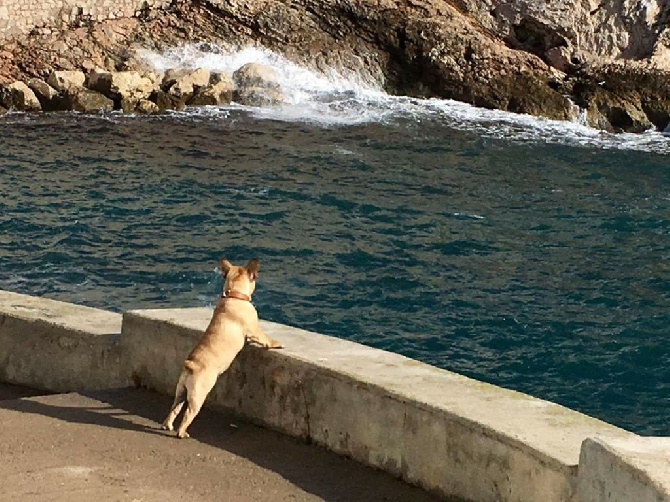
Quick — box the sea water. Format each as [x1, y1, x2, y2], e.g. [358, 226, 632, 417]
[1, 45, 669, 435]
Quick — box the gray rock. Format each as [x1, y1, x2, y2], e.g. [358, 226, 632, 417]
[233, 86, 284, 107]
[120, 97, 139, 113]
[161, 68, 190, 90]
[162, 68, 211, 101]
[27, 78, 58, 101]
[0, 81, 42, 112]
[88, 70, 156, 102]
[27, 78, 66, 111]
[188, 77, 234, 106]
[232, 63, 284, 107]
[63, 88, 114, 112]
[210, 71, 232, 85]
[47, 70, 86, 92]
[232, 63, 280, 90]
[642, 99, 670, 132]
[136, 99, 159, 114]
[150, 89, 186, 111]
[120, 97, 159, 114]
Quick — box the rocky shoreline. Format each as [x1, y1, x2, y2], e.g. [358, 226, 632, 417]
[0, 63, 283, 115]
[1, 0, 669, 133]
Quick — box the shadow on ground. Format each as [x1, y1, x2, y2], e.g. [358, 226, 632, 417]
[0, 386, 448, 502]
[0, 382, 53, 401]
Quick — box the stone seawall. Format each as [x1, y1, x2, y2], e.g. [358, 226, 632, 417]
[0, 0, 169, 38]
[1, 289, 669, 502]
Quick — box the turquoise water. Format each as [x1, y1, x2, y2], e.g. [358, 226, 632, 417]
[1, 93, 669, 436]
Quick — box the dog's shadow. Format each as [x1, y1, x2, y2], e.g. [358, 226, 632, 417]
[0, 387, 443, 502]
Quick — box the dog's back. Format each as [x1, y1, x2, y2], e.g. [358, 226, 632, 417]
[185, 299, 249, 374]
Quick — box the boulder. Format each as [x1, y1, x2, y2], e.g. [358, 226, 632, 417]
[160, 68, 188, 89]
[142, 71, 163, 89]
[0, 105, 7, 115]
[27, 78, 66, 111]
[150, 89, 186, 111]
[63, 88, 114, 113]
[232, 63, 284, 106]
[0, 81, 42, 112]
[47, 70, 86, 92]
[232, 63, 280, 89]
[120, 97, 159, 114]
[87, 70, 156, 102]
[120, 97, 139, 113]
[234, 86, 284, 107]
[188, 77, 234, 106]
[136, 99, 159, 114]
[27, 78, 58, 101]
[210, 71, 231, 85]
[162, 68, 211, 100]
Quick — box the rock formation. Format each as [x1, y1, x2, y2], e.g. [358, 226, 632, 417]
[47, 70, 86, 92]
[189, 72, 234, 106]
[0, 63, 282, 114]
[88, 70, 156, 103]
[0, 0, 668, 131]
[0, 81, 41, 112]
[232, 63, 284, 106]
[455, 0, 670, 71]
[63, 88, 115, 113]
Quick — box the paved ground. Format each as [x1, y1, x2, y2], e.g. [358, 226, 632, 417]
[0, 384, 444, 502]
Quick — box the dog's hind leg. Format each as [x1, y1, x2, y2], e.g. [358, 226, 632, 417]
[176, 372, 217, 439]
[162, 370, 188, 431]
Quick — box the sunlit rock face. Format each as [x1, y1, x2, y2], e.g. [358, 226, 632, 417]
[0, 0, 668, 131]
[457, 0, 670, 69]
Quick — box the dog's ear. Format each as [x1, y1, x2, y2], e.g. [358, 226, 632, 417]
[246, 258, 260, 280]
[219, 259, 233, 277]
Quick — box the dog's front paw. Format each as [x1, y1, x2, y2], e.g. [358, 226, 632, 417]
[177, 430, 190, 439]
[161, 422, 174, 432]
[268, 339, 283, 349]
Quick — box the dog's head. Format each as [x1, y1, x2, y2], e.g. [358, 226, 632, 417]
[219, 257, 260, 297]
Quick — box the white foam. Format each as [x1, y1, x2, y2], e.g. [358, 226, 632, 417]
[137, 44, 670, 155]
[452, 212, 485, 220]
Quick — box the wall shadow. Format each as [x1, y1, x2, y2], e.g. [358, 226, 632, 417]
[0, 387, 449, 502]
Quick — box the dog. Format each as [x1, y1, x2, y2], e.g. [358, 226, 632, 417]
[162, 257, 283, 438]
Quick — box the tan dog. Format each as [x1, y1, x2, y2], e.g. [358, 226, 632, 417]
[162, 257, 283, 438]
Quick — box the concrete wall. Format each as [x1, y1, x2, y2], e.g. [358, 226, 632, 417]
[1, 289, 669, 502]
[0, 0, 170, 39]
[578, 437, 670, 502]
[121, 307, 631, 502]
[0, 290, 125, 391]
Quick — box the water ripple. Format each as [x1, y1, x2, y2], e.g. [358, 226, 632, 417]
[0, 112, 669, 436]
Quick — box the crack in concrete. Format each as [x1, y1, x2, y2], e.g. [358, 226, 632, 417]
[298, 376, 312, 445]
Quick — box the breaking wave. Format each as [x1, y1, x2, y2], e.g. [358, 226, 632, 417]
[137, 44, 670, 155]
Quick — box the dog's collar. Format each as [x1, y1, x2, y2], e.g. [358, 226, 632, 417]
[222, 290, 252, 302]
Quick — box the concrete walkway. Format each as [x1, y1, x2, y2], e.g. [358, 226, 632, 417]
[0, 384, 442, 502]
